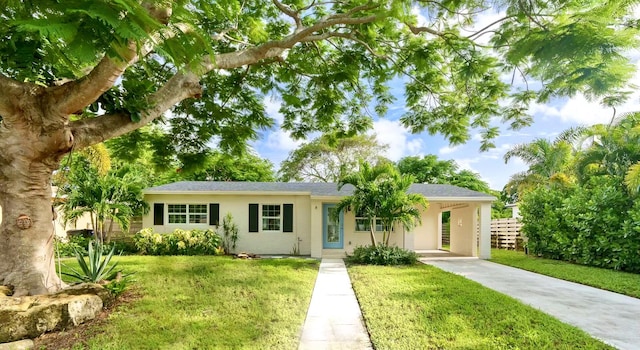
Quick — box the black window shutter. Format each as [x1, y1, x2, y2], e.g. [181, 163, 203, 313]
[153, 203, 164, 225]
[283, 204, 294, 232]
[209, 203, 220, 226]
[249, 204, 259, 232]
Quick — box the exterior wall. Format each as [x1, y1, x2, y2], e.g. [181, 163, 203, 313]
[449, 205, 477, 257]
[142, 192, 493, 259]
[478, 203, 492, 259]
[143, 193, 312, 255]
[412, 204, 440, 250]
[309, 199, 328, 258]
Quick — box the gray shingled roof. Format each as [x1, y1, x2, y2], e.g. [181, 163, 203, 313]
[144, 181, 494, 200]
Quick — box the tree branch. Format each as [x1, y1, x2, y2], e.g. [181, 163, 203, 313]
[272, 0, 303, 29]
[70, 72, 202, 149]
[70, 5, 382, 148]
[203, 13, 380, 70]
[0, 73, 31, 119]
[52, 44, 139, 115]
[406, 23, 445, 37]
[50, 5, 186, 115]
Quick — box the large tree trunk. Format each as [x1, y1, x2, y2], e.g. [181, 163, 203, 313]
[0, 89, 73, 296]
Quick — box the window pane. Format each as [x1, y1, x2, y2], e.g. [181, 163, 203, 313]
[262, 204, 281, 217]
[355, 218, 370, 231]
[169, 214, 186, 224]
[189, 204, 207, 214]
[168, 204, 186, 213]
[262, 218, 280, 231]
[189, 214, 208, 223]
[261, 205, 281, 231]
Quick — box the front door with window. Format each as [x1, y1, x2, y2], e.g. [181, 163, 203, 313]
[323, 204, 343, 249]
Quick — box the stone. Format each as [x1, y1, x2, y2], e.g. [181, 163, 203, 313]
[0, 339, 34, 350]
[60, 283, 113, 305]
[0, 286, 105, 343]
[0, 286, 12, 297]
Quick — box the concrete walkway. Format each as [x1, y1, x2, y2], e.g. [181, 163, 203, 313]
[422, 259, 640, 350]
[298, 259, 373, 350]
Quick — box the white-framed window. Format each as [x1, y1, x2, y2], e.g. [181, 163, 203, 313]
[262, 204, 281, 231]
[168, 204, 207, 224]
[354, 210, 386, 232]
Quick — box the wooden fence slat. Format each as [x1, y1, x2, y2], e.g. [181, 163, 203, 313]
[490, 218, 523, 250]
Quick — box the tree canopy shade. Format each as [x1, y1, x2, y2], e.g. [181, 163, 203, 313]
[278, 133, 388, 182]
[0, 1, 639, 295]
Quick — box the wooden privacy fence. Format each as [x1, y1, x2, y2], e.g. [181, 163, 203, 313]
[491, 218, 524, 250]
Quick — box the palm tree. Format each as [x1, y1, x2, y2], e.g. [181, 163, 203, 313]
[572, 112, 640, 189]
[334, 162, 428, 247]
[503, 137, 575, 200]
[57, 155, 148, 243]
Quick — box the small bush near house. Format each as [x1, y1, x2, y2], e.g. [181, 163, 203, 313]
[347, 245, 418, 266]
[55, 235, 93, 257]
[219, 212, 239, 254]
[134, 227, 221, 255]
[56, 235, 138, 257]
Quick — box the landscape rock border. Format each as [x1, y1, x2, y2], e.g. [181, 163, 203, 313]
[0, 283, 110, 344]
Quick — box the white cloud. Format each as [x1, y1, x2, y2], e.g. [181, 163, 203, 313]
[370, 119, 423, 161]
[438, 145, 459, 155]
[264, 129, 304, 152]
[263, 97, 284, 124]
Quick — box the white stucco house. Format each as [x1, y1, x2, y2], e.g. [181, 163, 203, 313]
[142, 181, 495, 259]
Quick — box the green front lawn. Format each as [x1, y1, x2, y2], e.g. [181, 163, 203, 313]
[349, 264, 613, 350]
[49, 256, 318, 350]
[490, 249, 640, 299]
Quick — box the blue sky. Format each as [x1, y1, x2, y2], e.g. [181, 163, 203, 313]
[250, 7, 640, 191]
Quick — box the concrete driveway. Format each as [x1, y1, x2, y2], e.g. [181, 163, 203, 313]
[421, 259, 640, 350]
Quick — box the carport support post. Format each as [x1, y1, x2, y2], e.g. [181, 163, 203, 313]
[478, 203, 491, 259]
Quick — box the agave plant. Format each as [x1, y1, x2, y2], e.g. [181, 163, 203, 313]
[62, 240, 122, 283]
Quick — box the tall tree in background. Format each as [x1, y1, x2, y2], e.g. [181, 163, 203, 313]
[397, 155, 458, 184]
[0, 1, 637, 295]
[179, 151, 275, 182]
[397, 155, 491, 192]
[278, 134, 388, 182]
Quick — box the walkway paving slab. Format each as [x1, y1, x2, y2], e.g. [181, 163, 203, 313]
[422, 258, 640, 350]
[299, 259, 373, 350]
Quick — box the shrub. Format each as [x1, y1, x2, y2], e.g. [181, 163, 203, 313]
[219, 213, 239, 254]
[346, 245, 418, 266]
[133, 227, 222, 255]
[521, 176, 640, 273]
[62, 241, 124, 283]
[55, 235, 92, 257]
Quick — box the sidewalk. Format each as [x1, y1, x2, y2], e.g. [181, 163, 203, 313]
[298, 258, 373, 350]
[422, 258, 640, 350]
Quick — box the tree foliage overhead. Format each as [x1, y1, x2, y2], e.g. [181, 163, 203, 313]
[2, 0, 637, 157]
[278, 133, 388, 182]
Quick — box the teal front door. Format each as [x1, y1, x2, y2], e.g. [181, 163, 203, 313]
[323, 204, 343, 249]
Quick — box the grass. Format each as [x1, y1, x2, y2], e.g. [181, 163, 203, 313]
[49, 256, 319, 350]
[490, 249, 640, 299]
[349, 264, 614, 350]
